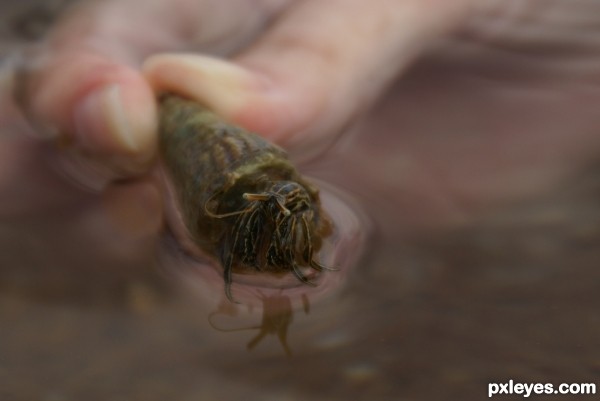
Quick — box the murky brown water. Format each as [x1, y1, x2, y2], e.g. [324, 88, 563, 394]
[3, 171, 600, 401]
[2, 2, 600, 401]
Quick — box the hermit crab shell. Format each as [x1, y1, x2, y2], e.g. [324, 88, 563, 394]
[158, 95, 334, 298]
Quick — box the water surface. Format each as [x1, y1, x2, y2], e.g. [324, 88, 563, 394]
[1, 3, 600, 400]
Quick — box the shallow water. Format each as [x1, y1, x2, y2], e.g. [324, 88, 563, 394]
[2, 3, 600, 400]
[3, 186, 600, 401]
[3, 87, 600, 401]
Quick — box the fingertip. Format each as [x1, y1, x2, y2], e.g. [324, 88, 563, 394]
[143, 53, 258, 117]
[22, 51, 158, 181]
[73, 78, 157, 169]
[142, 53, 307, 141]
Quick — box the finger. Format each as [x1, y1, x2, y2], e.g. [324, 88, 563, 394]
[143, 0, 475, 147]
[17, 0, 293, 187]
[17, 43, 157, 187]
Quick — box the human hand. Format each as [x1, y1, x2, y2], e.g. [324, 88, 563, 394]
[0, 0, 472, 270]
[3, 0, 600, 270]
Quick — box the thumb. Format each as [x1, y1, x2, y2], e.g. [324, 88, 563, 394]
[143, 0, 474, 148]
[15, 2, 158, 189]
[17, 47, 156, 183]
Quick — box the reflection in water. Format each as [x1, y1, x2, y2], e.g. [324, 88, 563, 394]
[157, 179, 367, 357]
[208, 291, 310, 357]
[3, 6, 600, 395]
[2, 175, 600, 400]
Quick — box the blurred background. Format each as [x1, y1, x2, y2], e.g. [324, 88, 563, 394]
[1, 1, 600, 400]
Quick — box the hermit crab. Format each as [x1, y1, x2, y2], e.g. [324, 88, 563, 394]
[159, 95, 334, 301]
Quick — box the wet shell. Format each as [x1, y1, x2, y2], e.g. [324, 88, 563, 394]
[159, 95, 333, 300]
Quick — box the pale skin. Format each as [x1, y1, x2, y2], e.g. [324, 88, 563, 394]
[2, 0, 600, 266]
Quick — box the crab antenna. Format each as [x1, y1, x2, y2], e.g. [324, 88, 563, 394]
[244, 192, 291, 216]
[243, 193, 270, 201]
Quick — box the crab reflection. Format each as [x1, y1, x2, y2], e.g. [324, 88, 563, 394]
[208, 290, 310, 357]
[160, 180, 366, 355]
